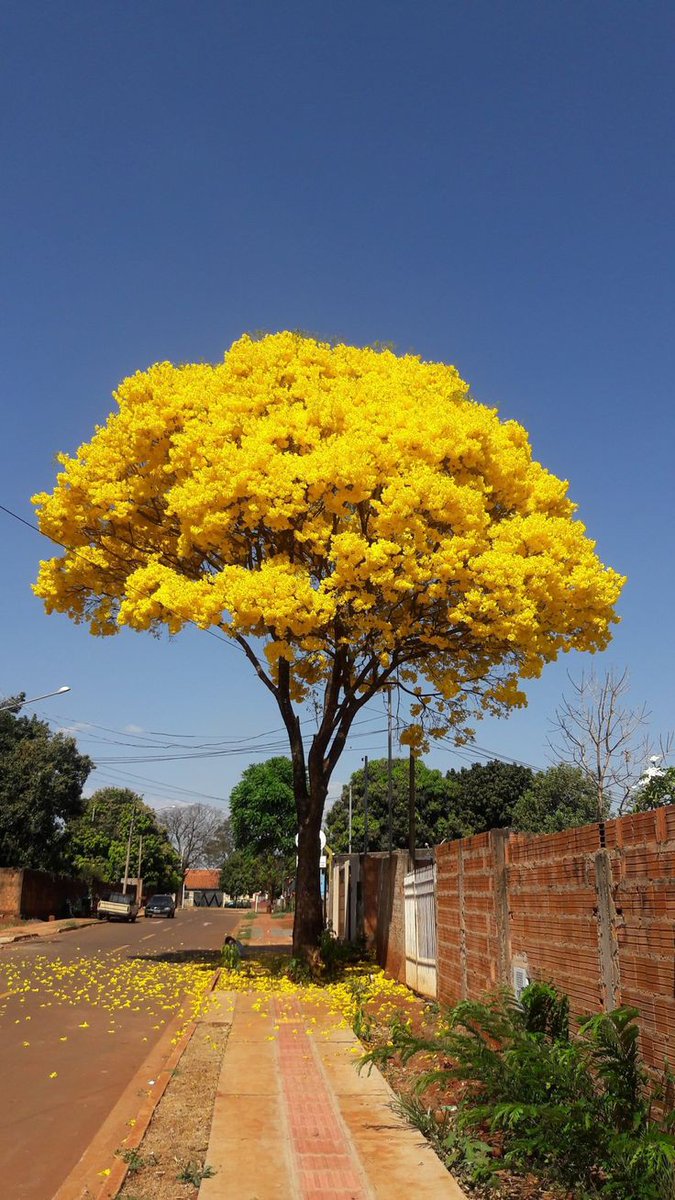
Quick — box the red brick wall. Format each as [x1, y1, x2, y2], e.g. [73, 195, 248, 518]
[0, 868, 23, 918]
[605, 807, 675, 1069]
[356, 851, 408, 981]
[436, 841, 462, 1003]
[507, 824, 605, 1015]
[437, 830, 509, 1006]
[350, 805, 675, 1068]
[436, 808, 675, 1070]
[0, 868, 89, 921]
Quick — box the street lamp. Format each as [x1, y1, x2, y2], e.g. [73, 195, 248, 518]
[0, 686, 71, 712]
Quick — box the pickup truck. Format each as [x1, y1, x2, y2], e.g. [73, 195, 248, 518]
[97, 892, 140, 922]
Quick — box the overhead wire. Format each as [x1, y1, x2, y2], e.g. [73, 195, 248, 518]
[0, 501, 239, 653]
[4, 501, 544, 777]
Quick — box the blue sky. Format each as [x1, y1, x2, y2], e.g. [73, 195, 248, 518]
[2, 1, 673, 815]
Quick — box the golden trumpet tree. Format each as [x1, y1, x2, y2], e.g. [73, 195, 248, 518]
[33, 333, 624, 955]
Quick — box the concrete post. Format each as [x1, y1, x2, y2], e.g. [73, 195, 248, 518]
[458, 842, 468, 1000]
[594, 849, 622, 1010]
[490, 828, 511, 986]
[349, 853, 359, 942]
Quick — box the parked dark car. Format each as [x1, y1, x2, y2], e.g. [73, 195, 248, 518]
[144, 894, 176, 918]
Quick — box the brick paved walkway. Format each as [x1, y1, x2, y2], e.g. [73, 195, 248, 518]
[198, 919, 467, 1200]
[277, 1011, 369, 1200]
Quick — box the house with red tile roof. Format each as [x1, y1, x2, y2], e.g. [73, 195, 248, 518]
[183, 868, 224, 908]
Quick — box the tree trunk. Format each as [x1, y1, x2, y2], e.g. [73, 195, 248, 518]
[292, 776, 327, 958]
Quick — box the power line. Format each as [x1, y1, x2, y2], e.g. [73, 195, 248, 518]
[89, 766, 231, 807]
[40, 709, 290, 749]
[84, 724, 388, 766]
[0, 503, 48, 534]
[42, 706, 385, 749]
[435, 734, 542, 772]
[0, 500, 238, 652]
[4, 501, 545, 773]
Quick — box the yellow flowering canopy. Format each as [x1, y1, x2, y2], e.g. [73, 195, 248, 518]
[33, 332, 623, 745]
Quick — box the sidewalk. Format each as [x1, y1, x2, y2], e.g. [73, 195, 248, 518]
[198, 918, 466, 1200]
[0, 916, 98, 944]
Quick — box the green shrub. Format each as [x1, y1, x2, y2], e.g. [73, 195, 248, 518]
[318, 928, 367, 978]
[363, 982, 675, 1199]
[220, 942, 241, 970]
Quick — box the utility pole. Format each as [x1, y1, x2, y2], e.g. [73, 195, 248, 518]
[122, 799, 137, 895]
[363, 755, 369, 854]
[387, 686, 394, 855]
[348, 784, 353, 854]
[136, 835, 143, 904]
[408, 747, 416, 863]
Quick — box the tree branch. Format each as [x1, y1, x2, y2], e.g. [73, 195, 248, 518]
[234, 636, 278, 700]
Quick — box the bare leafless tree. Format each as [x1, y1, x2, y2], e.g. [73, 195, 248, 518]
[157, 804, 231, 873]
[549, 668, 672, 817]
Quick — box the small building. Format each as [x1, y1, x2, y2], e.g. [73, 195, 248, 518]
[182, 868, 224, 908]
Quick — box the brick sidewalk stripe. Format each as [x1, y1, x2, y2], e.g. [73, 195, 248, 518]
[275, 1003, 370, 1200]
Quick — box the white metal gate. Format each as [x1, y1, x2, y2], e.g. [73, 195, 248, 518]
[404, 863, 437, 998]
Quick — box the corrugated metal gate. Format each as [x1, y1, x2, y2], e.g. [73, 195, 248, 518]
[404, 863, 437, 997]
[194, 890, 223, 907]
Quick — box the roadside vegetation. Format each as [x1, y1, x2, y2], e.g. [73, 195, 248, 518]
[214, 936, 675, 1200]
[360, 983, 675, 1200]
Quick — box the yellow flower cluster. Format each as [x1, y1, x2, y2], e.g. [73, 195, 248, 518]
[0, 951, 213, 1026]
[215, 960, 415, 1032]
[33, 333, 624, 729]
[0, 950, 219, 1085]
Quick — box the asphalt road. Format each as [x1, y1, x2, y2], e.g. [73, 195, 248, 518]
[0, 907, 240, 1200]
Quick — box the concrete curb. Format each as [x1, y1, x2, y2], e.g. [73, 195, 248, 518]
[52, 966, 222, 1200]
[0, 918, 99, 945]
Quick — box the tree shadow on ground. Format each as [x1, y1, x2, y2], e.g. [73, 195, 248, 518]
[128, 944, 293, 966]
[129, 948, 220, 966]
[241, 944, 292, 956]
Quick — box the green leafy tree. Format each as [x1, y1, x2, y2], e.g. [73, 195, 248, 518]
[510, 763, 601, 833]
[0, 697, 92, 871]
[630, 765, 675, 813]
[219, 849, 261, 901]
[229, 757, 296, 858]
[447, 759, 534, 833]
[229, 758, 296, 903]
[69, 787, 182, 893]
[325, 758, 464, 852]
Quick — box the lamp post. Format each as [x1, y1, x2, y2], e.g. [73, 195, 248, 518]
[0, 686, 70, 712]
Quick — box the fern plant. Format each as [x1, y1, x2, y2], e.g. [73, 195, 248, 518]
[361, 982, 675, 1200]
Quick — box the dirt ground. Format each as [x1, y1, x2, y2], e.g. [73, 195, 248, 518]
[359, 989, 571, 1200]
[117, 1022, 230, 1200]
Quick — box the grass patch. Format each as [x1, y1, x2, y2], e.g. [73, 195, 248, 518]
[176, 1162, 216, 1186]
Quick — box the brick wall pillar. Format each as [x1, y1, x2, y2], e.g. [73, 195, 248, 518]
[491, 828, 511, 987]
[457, 841, 468, 999]
[594, 849, 622, 1011]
